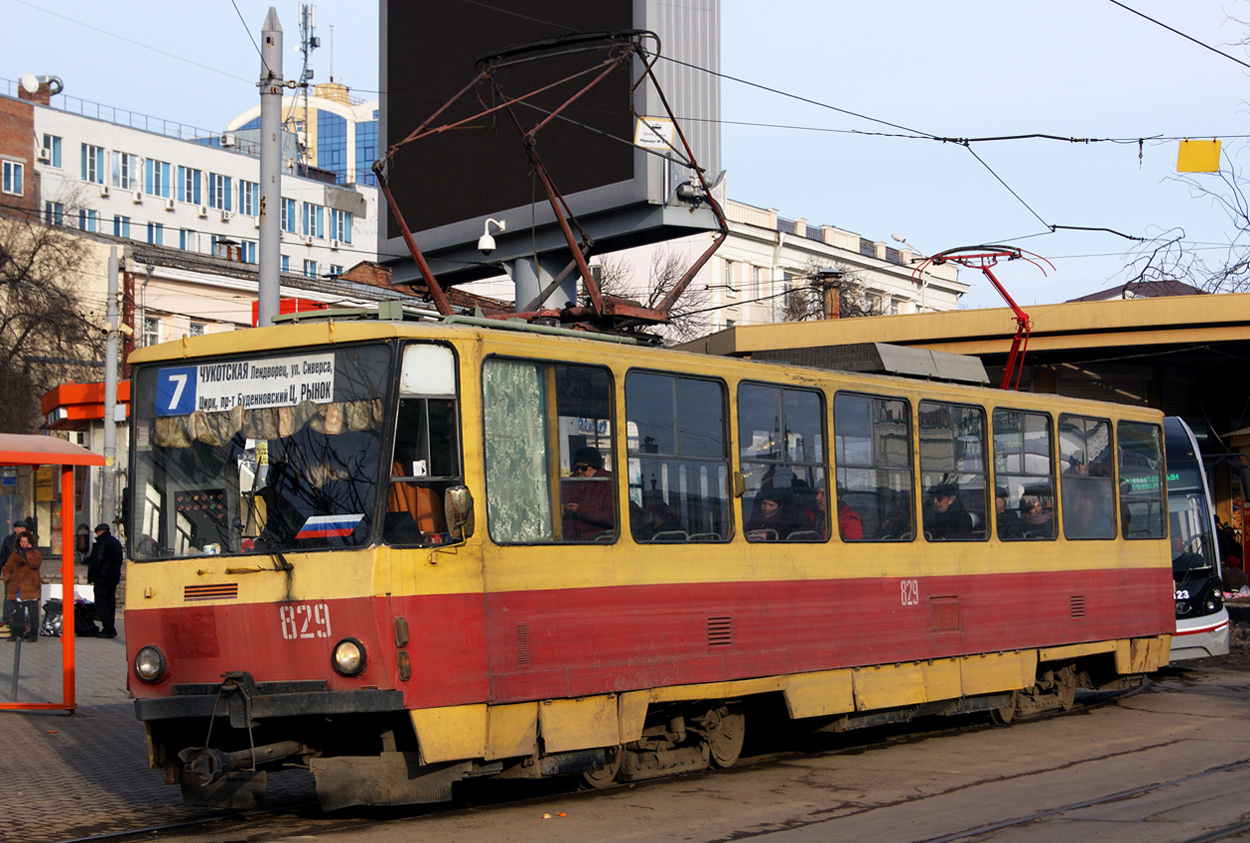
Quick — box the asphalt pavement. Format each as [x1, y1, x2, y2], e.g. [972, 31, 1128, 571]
[0, 565, 315, 843]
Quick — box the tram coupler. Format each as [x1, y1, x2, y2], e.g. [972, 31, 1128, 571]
[179, 740, 309, 785]
[219, 670, 258, 728]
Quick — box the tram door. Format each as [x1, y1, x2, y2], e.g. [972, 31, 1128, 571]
[1208, 457, 1250, 572]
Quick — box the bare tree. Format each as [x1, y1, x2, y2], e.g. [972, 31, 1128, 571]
[0, 208, 105, 433]
[782, 258, 887, 322]
[594, 246, 712, 345]
[1129, 153, 1250, 294]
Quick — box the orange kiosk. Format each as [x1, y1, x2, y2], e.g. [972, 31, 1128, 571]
[0, 434, 105, 712]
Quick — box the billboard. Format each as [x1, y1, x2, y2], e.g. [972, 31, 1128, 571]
[380, 0, 721, 288]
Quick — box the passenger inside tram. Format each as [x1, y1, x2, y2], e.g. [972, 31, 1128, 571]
[560, 446, 616, 541]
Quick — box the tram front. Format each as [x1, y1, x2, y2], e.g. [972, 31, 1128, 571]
[123, 326, 483, 808]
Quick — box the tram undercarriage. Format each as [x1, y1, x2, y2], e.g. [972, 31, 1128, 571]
[146, 646, 1161, 811]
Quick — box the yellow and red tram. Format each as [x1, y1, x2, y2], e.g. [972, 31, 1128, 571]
[124, 311, 1172, 809]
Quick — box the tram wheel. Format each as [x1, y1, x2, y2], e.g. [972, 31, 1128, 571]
[991, 691, 1019, 725]
[582, 744, 622, 789]
[703, 704, 746, 768]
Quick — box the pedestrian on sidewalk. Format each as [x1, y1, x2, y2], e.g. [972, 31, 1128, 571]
[4, 531, 42, 642]
[86, 523, 124, 638]
[1, 518, 31, 563]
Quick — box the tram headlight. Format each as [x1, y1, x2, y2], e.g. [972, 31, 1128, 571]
[134, 646, 167, 683]
[332, 638, 366, 676]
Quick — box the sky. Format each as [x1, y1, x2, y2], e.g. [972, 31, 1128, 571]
[5, 0, 1250, 308]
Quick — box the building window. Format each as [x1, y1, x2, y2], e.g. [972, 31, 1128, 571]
[112, 151, 139, 190]
[723, 259, 736, 292]
[317, 110, 348, 183]
[281, 197, 296, 233]
[207, 173, 232, 211]
[329, 208, 352, 243]
[1, 160, 23, 196]
[41, 134, 61, 168]
[177, 166, 202, 204]
[241, 240, 257, 264]
[44, 201, 64, 226]
[82, 144, 104, 184]
[113, 215, 131, 238]
[329, 264, 343, 276]
[303, 259, 317, 278]
[78, 209, 98, 232]
[146, 159, 171, 198]
[281, 255, 290, 273]
[238, 180, 259, 216]
[355, 119, 378, 186]
[188, 322, 205, 337]
[179, 228, 197, 251]
[147, 222, 163, 245]
[142, 317, 159, 347]
[302, 202, 323, 238]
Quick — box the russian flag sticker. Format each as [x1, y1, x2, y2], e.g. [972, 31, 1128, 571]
[296, 514, 364, 539]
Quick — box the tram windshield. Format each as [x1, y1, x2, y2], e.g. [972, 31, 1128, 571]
[129, 344, 392, 560]
[1164, 419, 1218, 575]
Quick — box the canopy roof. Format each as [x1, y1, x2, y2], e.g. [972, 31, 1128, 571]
[0, 434, 105, 467]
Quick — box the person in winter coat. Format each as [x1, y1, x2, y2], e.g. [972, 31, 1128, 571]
[86, 523, 124, 638]
[3, 531, 42, 641]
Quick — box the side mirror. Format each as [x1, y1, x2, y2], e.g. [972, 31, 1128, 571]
[444, 485, 475, 540]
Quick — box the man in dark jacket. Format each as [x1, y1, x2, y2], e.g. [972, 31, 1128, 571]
[1, 518, 30, 563]
[86, 523, 124, 638]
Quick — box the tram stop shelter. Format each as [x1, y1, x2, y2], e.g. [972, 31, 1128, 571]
[0, 433, 105, 712]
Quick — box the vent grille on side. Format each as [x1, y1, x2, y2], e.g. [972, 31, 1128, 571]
[515, 623, 530, 667]
[707, 616, 733, 648]
[929, 596, 960, 632]
[1070, 595, 1087, 618]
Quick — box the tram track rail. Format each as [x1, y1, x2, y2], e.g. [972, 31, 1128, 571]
[50, 684, 1155, 843]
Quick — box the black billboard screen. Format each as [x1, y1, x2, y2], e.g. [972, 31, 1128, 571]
[384, 0, 636, 235]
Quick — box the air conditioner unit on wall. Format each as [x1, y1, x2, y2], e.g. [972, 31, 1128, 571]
[254, 216, 260, 229]
[132, 189, 143, 204]
[164, 197, 175, 211]
[197, 204, 208, 218]
[330, 239, 339, 250]
[36, 148, 51, 164]
[221, 210, 233, 222]
[302, 235, 313, 246]
[99, 184, 110, 198]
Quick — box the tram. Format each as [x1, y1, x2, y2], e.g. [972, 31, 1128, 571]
[123, 309, 1173, 810]
[1164, 417, 1229, 660]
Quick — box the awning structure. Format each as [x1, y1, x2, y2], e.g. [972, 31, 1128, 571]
[0, 433, 105, 713]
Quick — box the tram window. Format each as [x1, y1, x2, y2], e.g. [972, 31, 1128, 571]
[833, 392, 914, 541]
[1117, 421, 1166, 539]
[1058, 414, 1116, 540]
[482, 358, 616, 544]
[386, 344, 461, 545]
[738, 383, 826, 542]
[626, 371, 731, 543]
[919, 401, 988, 542]
[992, 409, 1055, 540]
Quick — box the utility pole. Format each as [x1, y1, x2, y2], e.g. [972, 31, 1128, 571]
[257, 8, 283, 326]
[102, 247, 118, 526]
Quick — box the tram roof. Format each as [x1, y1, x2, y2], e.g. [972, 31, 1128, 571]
[678, 292, 1250, 361]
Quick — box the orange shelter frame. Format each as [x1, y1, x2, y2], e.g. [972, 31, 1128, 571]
[0, 433, 105, 712]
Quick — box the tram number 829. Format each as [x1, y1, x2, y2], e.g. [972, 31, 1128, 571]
[279, 603, 332, 640]
[901, 579, 920, 606]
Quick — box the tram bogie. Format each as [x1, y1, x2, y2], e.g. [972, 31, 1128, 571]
[123, 315, 1174, 810]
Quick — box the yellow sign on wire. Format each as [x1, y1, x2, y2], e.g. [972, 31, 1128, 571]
[1177, 139, 1221, 173]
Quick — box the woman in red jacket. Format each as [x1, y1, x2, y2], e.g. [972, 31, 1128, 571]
[3, 531, 42, 641]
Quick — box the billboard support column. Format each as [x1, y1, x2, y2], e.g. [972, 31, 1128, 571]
[513, 257, 576, 313]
